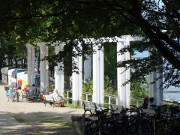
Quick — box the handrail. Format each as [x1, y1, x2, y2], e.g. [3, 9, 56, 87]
[65, 90, 118, 106]
[163, 99, 180, 104]
[66, 90, 72, 105]
[130, 97, 143, 107]
[65, 90, 144, 107]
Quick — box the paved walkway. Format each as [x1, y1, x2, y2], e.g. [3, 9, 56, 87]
[0, 81, 84, 135]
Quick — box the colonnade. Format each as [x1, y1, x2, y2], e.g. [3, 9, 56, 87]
[27, 35, 163, 108]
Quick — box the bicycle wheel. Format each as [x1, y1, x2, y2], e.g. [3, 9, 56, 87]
[100, 120, 112, 135]
[128, 122, 139, 135]
[85, 120, 99, 135]
[155, 120, 170, 135]
[141, 119, 153, 135]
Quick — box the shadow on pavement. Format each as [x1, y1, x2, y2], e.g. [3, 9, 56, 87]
[0, 110, 79, 135]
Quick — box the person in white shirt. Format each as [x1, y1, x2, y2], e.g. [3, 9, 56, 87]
[50, 89, 66, 107]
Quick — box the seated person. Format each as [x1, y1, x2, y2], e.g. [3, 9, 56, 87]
[22, 85, 29, 96]
[50, 89, 66, 107]
[49, 89, 53, 94]
[7, 87, 13, 98]
[28, 84, 39, 102]
[148, 97, 155, 110]
[142, 97, 149, 109]
[13, 88, 20, 102]
[23, 85, 29, 92]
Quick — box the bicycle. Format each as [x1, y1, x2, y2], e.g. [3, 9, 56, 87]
[85, 103, 111, 135]
[128, 105, 154, 135]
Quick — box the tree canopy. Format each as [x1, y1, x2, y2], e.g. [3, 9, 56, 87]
[0, 0, 179, 88]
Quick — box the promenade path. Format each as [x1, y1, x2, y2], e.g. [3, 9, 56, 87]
[0, 81, 84, 135]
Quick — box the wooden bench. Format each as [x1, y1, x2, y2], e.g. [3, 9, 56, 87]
[43, 95, 64, 108]
[53, 96, 65, 107]
[94, 102, 106, 111]
[110, 104, 123, 115]
[83, 101, 95, 115]
[83, 101, 107, 115]
[43, 95, 54, 107]
[142, 109, 156, 116]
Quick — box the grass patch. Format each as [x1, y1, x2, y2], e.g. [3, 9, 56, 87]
[64, 121, 72, 126]
[38, 115, 47, 118]
[48, 121, 72, 130]
[37, 116, 65, 123]
[33, 112, 43, 115]
[13, 116, 30, 125]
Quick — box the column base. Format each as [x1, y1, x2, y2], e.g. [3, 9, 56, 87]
[73, 100, 82, 107]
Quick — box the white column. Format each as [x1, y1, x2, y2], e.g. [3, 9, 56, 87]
[148, 47, 154, 100]
[27, 43, 32, 85]
[153, 72, 158, 105]
[27, 43, 35, 86]
[117, 41, 126, 107]
[148, 48, 164, 106]
[99, 46, 104, 105]
[54, 43, 65, 96]
[32, 46, 35, 85]
[92, 44, 99, 103]
[148, 47, 159, 105]
[40, 43, 49, 92]
[156, 71, 163, 105]
[125, 40, 130, 108]
[148, 72, 154, 98]
[92, 44, 104, 105]
[149, 70, 163, 106]
[84, 54, 91, 83]
[72, 43, 82, 106]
